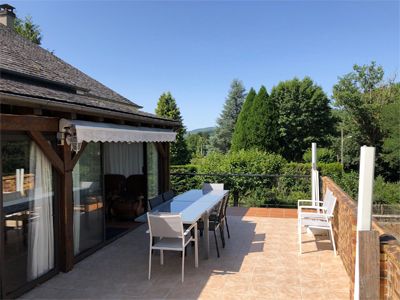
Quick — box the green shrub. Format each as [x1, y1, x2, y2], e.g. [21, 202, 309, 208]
[170, 164, 201, 194]
[373, 176, 400, 205]
[303, 148, 337, 163]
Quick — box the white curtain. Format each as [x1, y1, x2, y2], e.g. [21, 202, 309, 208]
[147, 143, 159, 198]
[72, 162, 81, 255]
[27, 142, 54, 281]
[103, 142, 143, 176]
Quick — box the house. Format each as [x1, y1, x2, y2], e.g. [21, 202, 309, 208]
[0, 4, 178, 298]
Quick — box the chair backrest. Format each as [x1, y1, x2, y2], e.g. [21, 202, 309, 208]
[324, 191, 337, 216]
[148, 195, 163, 210]
[162, 190, 175, 202]
[202, 183, 224, 194]
[147, 212, 183, 238]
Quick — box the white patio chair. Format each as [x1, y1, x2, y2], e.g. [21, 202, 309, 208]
[298, 192, 337, 256]
[147, 212, 198, 282]
[297, 188, 333, 215]
[202, 183, 224, 194]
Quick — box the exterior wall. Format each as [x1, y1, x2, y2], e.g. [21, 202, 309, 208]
[322, 177, 400, 300]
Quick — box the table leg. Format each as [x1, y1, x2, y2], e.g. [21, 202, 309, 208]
[203, 212, 209, 259]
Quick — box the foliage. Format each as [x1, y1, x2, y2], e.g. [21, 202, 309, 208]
[270, 77, 334, 161]
[208, 79, 246, 153]
[185, 132, 211, 158]
[373, 176, 400, 205]
[381, 94, 400, 180]
[170, 165, 201, 194]
[332, 62, 400, 180]
[155, 92, 190, 165]
[245, 86, 279, 152]
[230, 88, 256, 151]
[14, 16, 42, 45]
[302, 148, 337, 163]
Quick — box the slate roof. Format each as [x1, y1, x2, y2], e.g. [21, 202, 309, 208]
[0, 24, 179, 127]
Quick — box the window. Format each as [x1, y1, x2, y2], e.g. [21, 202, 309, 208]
[1, 134, 55, 294]
[72, 143, 104, 255]
[147, 143, 159, 198]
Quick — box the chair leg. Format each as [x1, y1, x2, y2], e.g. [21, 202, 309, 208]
[181, 248, 185, 283]
[298, 219, 302, 254]
[160, 249, 164, 265]
[330, 224, 337, 256]
[225, 217, 230, 239]
[194, 224, 199, 268]
[213, 230, 220, 258]
[219, 225, 225, 248]
[148, 247, 152, 280]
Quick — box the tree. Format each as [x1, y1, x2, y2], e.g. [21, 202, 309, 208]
[246, 86, 280, 152]
[186, 132, 210, 158]
[332, 62, 399, 178]
[380, 85, 400, 180]
[14, 16, 42, 45]
[155, 92, 190, 165]
[231, 88, 256, 151]
[271, 77, 334, 161]
[208, 79, 246, 153]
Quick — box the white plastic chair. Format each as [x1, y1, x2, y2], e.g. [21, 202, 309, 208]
[202, 183, 224, 194]
[297, 188, 333, 215]
[298, 191, 337, 256]
[147, 212, 198, 282]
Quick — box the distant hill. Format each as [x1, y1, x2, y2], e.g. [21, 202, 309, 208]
[188, 127, 215, 135]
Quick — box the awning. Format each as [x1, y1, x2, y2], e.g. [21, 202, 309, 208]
[59, 119, 177, 144]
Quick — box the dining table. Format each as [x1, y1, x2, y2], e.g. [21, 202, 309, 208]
[135, 189, 229, 259]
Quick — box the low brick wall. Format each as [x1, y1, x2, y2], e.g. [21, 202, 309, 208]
[322, 177, 400, 300]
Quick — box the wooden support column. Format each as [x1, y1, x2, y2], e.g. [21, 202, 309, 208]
[59, 143, 74, 272]
[28, 131, 64, 174]
[358, 230, 380, 300]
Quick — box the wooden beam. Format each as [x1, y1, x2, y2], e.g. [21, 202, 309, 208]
[358, 230, 380, 300]
[0, 114, 59, 132]
[28, 131, 64, 174]
[60, 143, 74, 272]
[155, 142, 166, 158]
[71, 142, 88, 168]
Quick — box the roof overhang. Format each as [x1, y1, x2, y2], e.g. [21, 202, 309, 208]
[59, 119, 177, 145]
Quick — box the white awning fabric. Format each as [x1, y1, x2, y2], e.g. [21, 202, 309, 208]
[59, 119, 177, 144]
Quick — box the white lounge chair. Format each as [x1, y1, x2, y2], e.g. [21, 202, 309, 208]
[147, 212, 198, 282]
[298, 191, 337, 256]
[297, 188, 334, 215]
[202, 183, 224, 194]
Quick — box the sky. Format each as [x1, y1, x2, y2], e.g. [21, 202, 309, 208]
[8, 0, 400, 130]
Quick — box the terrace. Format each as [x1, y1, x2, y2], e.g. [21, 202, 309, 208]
[21, 208, 349, 300]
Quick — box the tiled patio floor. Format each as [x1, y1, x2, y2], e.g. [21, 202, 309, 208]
[21, 209, 350, 300]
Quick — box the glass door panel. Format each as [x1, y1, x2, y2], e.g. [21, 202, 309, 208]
[72, 143, 104, 256]
[1, 135, 55, 295]
[147, 143, 159, 199]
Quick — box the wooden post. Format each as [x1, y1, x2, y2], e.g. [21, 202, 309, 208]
[59, 143, 74, 272]
[354, 146, 379, 300]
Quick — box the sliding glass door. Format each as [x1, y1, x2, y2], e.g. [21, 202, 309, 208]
[72, 143, 104, 256]
[147, 143, 159, 198]
[1, 134, 56, 295]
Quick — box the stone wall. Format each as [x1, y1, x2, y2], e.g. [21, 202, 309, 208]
[322, 177, 400, 300]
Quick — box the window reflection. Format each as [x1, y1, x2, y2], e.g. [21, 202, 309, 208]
[73, 143, 104, 255]
[2, 136, 55, 294]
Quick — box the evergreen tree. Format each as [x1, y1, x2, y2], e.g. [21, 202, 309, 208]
[14, 16, 42, 45]
[246, 86, 279, 152]
[230, 88, 256, 151]
[208, 79, 246, 153]
[272, 77, 334, 161]
[155, 92, 190, 165]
